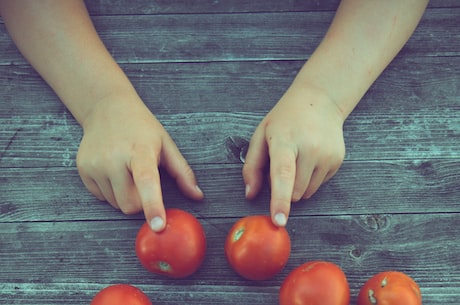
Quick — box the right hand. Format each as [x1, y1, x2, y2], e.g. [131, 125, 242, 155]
[243, 84, 346, 227]
[76, 93, 203, 232]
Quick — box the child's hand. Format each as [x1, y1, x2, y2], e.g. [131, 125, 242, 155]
[243, 84, 346, 227]
[76, 94, 203, 231]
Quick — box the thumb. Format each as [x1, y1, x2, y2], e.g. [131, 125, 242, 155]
[162, 136, 204, 201]
[242, 124, 268, 200]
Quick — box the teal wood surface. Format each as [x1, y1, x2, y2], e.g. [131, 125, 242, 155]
[0, 1, 459, 304]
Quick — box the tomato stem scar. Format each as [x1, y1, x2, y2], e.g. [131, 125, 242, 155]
[368, 289, 377, 304]
[157, 261, 171, 273]
[381, 276, 388, 288]
[233, 227, 245, 242]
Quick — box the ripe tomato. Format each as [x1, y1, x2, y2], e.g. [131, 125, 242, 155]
[135, 208, 206, 278]
[90, 284, 152, 305]
[357, 271, 422, 305]
[225, 215, 291, 280]
[279, 261, 350, 305]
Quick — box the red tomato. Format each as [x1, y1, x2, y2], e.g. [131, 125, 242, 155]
[90, 284, 152, 305]
[225, 215, 291, 280]
[357, 271, 422, 305]
[279, 261, 350, 305]
[135, 208, 206, 278]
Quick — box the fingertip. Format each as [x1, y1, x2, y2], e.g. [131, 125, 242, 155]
[189, 184, 205, 201]
[178, 181, 204, 201]
[273, 212, 287, 227]
[143, 199, 167, 232]
[93, 192, 106, 203]
[168, 161, 204, 201]
[270, 195, 291, 228]
[244, 181, 262, 200]
[150, 215, 165, 232]
[243, 129, 268, 200]
[245, 184, 251, 198]
[242, 166, 264, 200]
[195, 184, 204, 198]
[302, 191, 314, 200]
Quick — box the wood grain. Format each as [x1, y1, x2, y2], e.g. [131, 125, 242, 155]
[0, 1, 459, 304]
[1, 160, 459, 223]
[1, 110, 458, 168]
[1, 8, 459, 66]
[1, 57, 459, 168]
[1, 56, 459, 115]
[0, 213, 458, 304]
[83, 0, 460, 15]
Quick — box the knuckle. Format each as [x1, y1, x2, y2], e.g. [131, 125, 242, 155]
[135, 172, 157, 187]
[242, 162, 261, 178]
[76, 152, 90, 171]
[274, 161, 296, 181]
[77, 150, 118, 173]
[272, 196, 291, 208]
[315, 148, 345, 168]
[76, 157, 98, 177]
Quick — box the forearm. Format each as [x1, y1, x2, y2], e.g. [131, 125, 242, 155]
[293, 0, 429, 119]
[0, 0, 137, 125]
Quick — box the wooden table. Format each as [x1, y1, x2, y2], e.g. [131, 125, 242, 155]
[1, 1, 459, 304]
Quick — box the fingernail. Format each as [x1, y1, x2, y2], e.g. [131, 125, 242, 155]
[245, 184, 250, 198]
[150, 216, 164, 232]
[195, 185, 203, 195]
[274, 213, 287, 227]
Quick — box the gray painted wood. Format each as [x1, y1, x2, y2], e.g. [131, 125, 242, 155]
[1, 9, 459, 65]
[0, 214, 459, 304]
[0, 1, 459, 304]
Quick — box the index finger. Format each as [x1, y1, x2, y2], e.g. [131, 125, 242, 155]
[268, 143, 296, 227]
[130, 151, 166, 232]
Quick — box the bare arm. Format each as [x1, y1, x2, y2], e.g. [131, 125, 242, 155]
[0, 0, 131, 123]
[296, 0, 429, 118]
[243, 0, 429, 226]
[0, 0, 203, 231]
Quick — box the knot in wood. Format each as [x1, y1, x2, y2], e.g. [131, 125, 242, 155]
[225, 136, 249, 163]
[360, 214, 391, 232]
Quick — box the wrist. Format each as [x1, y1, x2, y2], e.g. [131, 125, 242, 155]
[79, 90, 146, 133]
[286, 79, 348, 126]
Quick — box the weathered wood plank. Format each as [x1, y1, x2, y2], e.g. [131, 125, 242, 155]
[1, 56, 458, 115]
[1, 57, 459, 168]
[0, 283, 458, 305]
[84, 0, 342, 15]
[1, 2, 458, 305]
[83, 0, 459, 15]
[0, 283, 280, 305]
[0, 11, 333, 64]
[1, 9, 459, 65]
[1, 108, 458, 169]
[1, 160, 459, 222]
[0, 213, 459, 304]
